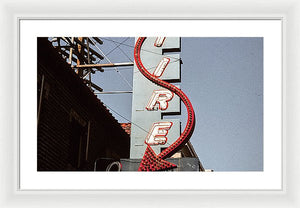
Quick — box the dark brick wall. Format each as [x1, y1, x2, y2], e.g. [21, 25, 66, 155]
[37, 38, 130, 171]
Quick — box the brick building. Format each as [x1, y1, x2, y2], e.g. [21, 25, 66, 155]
[37, 38, 130, 171]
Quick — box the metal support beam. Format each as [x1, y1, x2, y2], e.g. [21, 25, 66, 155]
[92, 37, 103, 45]
[75, 62, 134, 69]
[83, 79, 103, 92]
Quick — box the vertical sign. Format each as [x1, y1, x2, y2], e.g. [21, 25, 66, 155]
[130, 37, 181, 159]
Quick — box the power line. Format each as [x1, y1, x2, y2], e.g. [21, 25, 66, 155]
[134, 59, 181, 74]
[100, 67, 132, 72]
[89, 38, 133, 90]
[103, 103, 148, 134]
[102, 103, 172, 146]
[109, 37, 133, 62]
[97, 57, 180, 74]
[106, 37, 130, 57]
[100, 37, 181, 62]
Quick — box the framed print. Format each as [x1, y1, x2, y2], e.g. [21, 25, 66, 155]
[1, 0, 299, 207]
[20, 19, 280, 190]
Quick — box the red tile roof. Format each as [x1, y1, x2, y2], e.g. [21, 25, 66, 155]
[121, 123, 131, 135]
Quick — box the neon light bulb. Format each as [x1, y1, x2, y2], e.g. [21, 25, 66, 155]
[153, 57, 170, 77]
[145, 122, 173, 145]
[146, 90, 174, 111]
[154, 37, 166, 47]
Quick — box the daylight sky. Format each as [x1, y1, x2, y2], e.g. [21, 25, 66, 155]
[92, 37, 263, 171]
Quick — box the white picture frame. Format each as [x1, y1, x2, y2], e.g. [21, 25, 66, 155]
[20, 19, 281, 190]
[1, 0, 299, 207]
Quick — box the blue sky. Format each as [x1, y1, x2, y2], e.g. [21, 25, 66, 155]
[92, 37, 263, 171]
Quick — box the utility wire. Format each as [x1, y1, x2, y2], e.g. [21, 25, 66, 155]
[103, 103, 148, 134]
[99, 58, 180, 75]
[89, 37, 177, 146]
[100, 37, 181, 62]
[100, 56, 181, 75]
[106, 37, 130, 57]
[93, 37, 128, 64]
[134, 59, 181, 74]
[109, 37, 133, 62]
[102, 103, 172, 146]
[100, 67, 132, 72]
[89, 38, 133, 90]
[101, 58, 180, 73]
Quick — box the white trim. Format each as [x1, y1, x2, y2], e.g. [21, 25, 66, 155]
[1, 0, 298, 207]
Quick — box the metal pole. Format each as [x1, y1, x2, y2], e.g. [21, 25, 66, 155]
[74, 62, 134, 69]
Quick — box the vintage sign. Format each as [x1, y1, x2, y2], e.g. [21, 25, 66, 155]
[145, 90, 174, 111]
[131, 37, 195, 171]
[145, 121, 173, 145]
